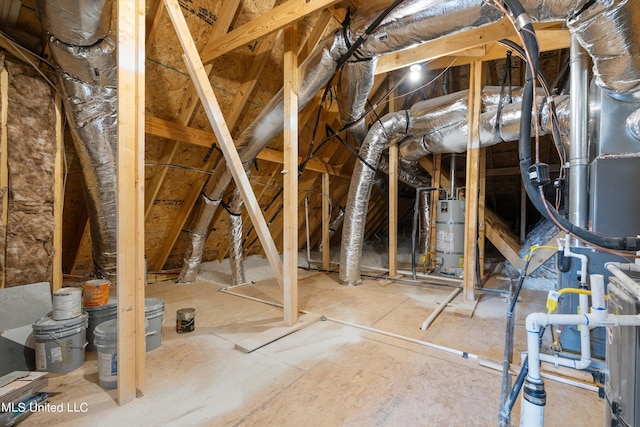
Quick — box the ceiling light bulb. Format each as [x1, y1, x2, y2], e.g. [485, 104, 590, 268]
[409, 64, 422, 82]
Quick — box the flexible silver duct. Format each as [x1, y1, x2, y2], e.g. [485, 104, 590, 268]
[181, 0, 640, 280]
[36, 0, 117, 283]
[377, 155, 431, 188]
[48, 36, 117, 87]
[35, 0, 112, 46]
[227, 187, 246, 286]
[58, 73, 118, 283]
[338, 59, 378, 144]
[419, 190, 430, 255]
[340, 111, 411, 284]
[340, 89, 571, 284]
[340, 111, 411, 285]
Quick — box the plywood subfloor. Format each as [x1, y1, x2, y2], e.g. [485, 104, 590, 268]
[20, 271, 603, 426]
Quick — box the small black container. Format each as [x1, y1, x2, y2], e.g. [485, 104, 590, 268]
[176, 308, 195, 333]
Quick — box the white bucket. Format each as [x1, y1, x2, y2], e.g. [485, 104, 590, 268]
[84, 297, 117, 352]
[144, 298, 164, 352]
[32, 312, 88, 373]
[94, 318, 149, 389]
[51, 287, 83, 320]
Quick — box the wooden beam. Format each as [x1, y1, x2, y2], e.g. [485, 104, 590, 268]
[116, 0, 146, 403]
[462, 61, 482, 303]
[377, 22, 567, 75]
[283, 24, 299, 326]
[201, 0, 342, 63]
[425, 27, 570, 71]
[460, 164, 561, 178]
[298, 9, 333, 63]
[259, 147, 349, 178]
[375, 18, 515, 75]
[145, 116, 350, 178]
[52, 94, 63, 291]
[164, 0, 284, 289]
[322, 173, 330, 270]
[145, 0, 164, 50]
[0, 68, 7, 289]
[485, 209, 524, 271]
[388, 77, 398, 277]
[427, 154, 441, 268]
[478, 147, 486, 278]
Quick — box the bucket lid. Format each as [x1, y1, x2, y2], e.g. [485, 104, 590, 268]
[145, 298, 164, 313]
[33, 312, 88, 331]
[53, 287, 82, 297]
[85, 279, 111, 286]
[84, 297, 117, 311]
[94, 319, 117, 338]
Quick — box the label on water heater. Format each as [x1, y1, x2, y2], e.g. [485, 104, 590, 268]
[436, 230, 455, 253]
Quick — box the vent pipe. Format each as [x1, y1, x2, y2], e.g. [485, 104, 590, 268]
[568, 35, 589, 238]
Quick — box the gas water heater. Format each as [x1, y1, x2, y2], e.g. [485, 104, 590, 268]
[435, 199, 465, 276]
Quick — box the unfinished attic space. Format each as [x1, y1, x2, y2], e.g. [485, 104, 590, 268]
[3, 0, 640, 425]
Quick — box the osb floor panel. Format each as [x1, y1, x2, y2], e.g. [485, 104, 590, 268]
[21, 272, 603, 426]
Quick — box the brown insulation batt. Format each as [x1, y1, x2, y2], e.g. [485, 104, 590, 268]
[4, 58, 56, 286]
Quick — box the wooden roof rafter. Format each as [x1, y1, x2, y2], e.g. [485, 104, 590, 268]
[201, 0, 344, 63]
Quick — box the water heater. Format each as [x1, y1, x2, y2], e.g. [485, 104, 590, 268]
[435, 199, 465, 276]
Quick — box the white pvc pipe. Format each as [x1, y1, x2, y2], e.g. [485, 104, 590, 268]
[590, 274, 606, 312]
[522, 311, 640, 427]
[550, 237, 591, 370]
[218, 287, 479, 360]
[420, 287, 461, 330]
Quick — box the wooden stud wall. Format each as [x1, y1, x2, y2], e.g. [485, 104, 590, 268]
[283, 24, 299, 325]
[116, 0, 146, 403]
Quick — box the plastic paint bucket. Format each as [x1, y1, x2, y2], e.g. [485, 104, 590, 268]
[94, 318, 148, 389]
[144, 298, 164, 352]
[176, 308, 195, 333]
[32, 312, 88, 374]
[83, 279, 110, 306]
[84, 297, 117, 352]
[51, 287, 83, 320]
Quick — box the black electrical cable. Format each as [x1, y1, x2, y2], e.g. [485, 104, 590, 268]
[300, 0, 407, 175]
[496, 39, 567, 166]
[500, 0, 636, 252]
[335, 0, 406, 70]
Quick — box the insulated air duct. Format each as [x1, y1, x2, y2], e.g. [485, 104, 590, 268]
[36, 0, 117, 284]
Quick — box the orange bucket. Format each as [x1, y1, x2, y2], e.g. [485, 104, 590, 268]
[83, 279, 111, 307]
